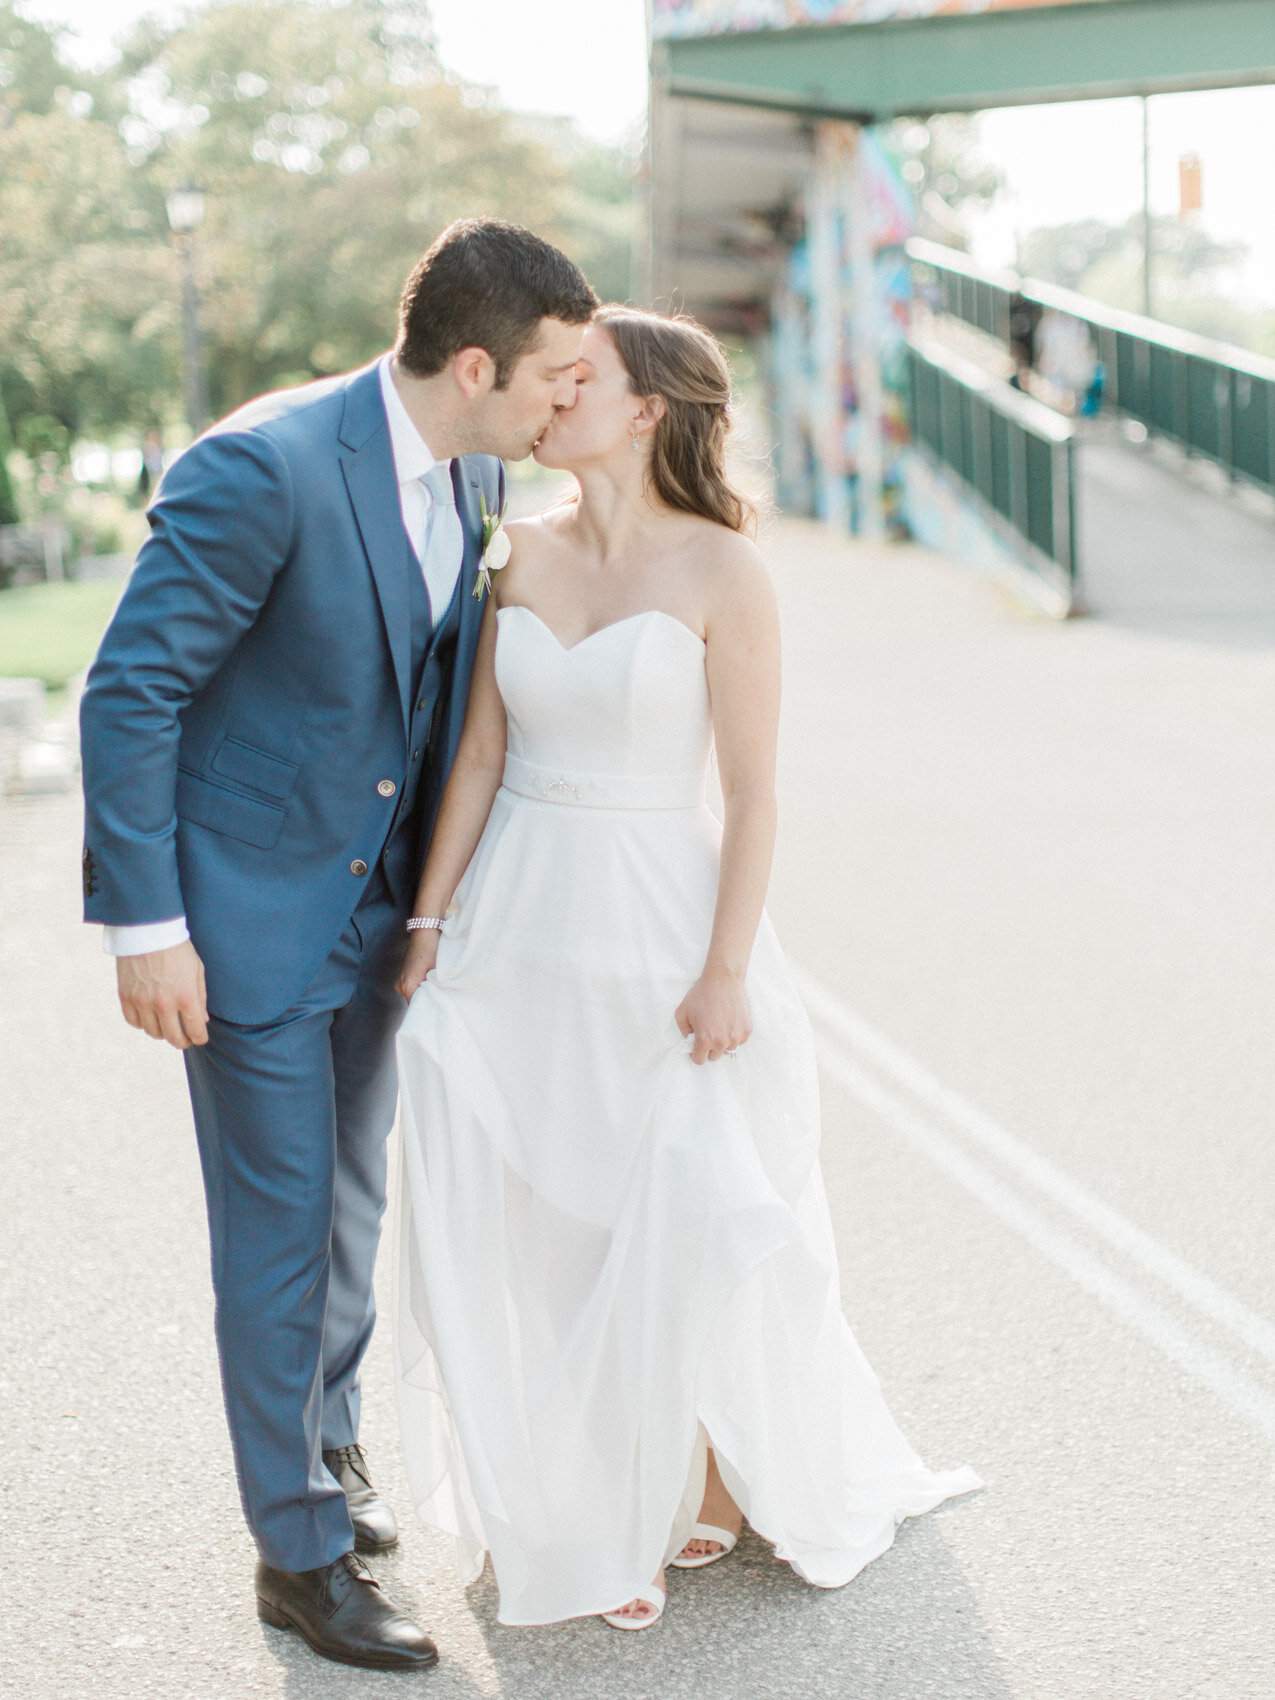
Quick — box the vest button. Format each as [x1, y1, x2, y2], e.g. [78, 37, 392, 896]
[417, 700, 425, 713]
[377, 778, 397, 797]
[412, 749, 421, 761]
[349, 859, 368, 877]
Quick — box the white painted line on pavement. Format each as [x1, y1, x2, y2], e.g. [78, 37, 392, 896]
[795, 969, 1275, 1368]
[812, 1034, 1275, 1449]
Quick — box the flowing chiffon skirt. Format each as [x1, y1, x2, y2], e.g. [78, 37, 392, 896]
[393, 607, 980, 1625]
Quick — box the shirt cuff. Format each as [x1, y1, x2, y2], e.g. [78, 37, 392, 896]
[102, 917, 191, 956]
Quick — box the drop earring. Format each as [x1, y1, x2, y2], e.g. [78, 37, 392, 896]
[631, 426, 641, 452]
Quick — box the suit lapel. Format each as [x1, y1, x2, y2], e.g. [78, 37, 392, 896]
[335, 364, 492, 749]
[452, 460, 486, 657]
[439, 461, 491, 769]
[338, 368, 412, 731]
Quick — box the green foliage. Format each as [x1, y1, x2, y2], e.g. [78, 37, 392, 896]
[1019, 214, 1245, 299]
[15, 414, 70, 463]
[0, 0, 635, 443]
[892, 115, 1005, 247]
[136, 1, 577, 413]
[0, 577, 124, 687]
[0, 2, 66, 119]
[923, 116, 1003, 211]
[0, 102, 183, 439]
[63, 486, 145, 559]
[0, 388, 18, 525]
[1018, 214, 1275, 356]
[512, 116, 635, 305]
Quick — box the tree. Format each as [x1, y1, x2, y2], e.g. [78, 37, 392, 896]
[0, 101, 178, 439]
[0, 1, 636, 441]
[1018, 214, 1245, 301]
[1017, 213, 1272, 353]
[513, 115, 637, 306]
[892, 114, 1004, 249]
[0, 5, 154, 445]
[0, 387, 18, 525]
[114, 0, 634, 413]
[0, 1, 68, 122]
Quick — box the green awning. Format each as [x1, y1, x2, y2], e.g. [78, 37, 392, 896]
[660, 0, 1275, 119]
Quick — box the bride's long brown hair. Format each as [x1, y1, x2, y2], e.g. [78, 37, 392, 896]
[595, 306, 755, 536]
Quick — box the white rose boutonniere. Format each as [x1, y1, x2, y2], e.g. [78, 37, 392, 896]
[474, 494, 511, 601]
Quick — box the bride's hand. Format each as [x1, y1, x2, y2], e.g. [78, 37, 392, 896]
[675, 970, 752, 1064]
[396, 928, 441, 1001]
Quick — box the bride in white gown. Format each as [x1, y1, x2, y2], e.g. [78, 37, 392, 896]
[392, 306, 980, 1630]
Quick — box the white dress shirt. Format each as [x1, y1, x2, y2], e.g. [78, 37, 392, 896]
[377, 353, 464, 617]
[104, 355, 460, 957]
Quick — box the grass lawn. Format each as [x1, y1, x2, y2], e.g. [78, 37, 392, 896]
[0, 577, 125, 688]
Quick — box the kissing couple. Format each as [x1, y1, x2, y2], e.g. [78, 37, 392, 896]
[81, 218, 978, 1670]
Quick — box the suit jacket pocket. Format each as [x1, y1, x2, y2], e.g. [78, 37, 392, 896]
[176, 769, 285, 850]
[211, 735, 301, 800]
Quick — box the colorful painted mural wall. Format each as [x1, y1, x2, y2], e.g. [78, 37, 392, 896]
[772, 130, 916, 532]
[652, 0, 1106, 39]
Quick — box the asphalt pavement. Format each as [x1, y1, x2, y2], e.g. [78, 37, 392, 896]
[3, 514, 1272, 1699]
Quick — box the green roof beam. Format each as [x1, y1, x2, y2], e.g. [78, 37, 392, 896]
[659, 0, 1275, 121]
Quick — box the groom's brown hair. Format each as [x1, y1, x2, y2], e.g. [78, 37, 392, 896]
[396, 218, 597, 390]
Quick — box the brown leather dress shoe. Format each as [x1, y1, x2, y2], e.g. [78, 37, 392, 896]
[322, 1443, 399, 1552]
[255, 1551, 438, 1670]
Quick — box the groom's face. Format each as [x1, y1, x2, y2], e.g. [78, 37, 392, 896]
[471, 317, 586, 461]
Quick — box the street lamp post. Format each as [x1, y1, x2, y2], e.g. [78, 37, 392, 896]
[166, 184, 209, 437]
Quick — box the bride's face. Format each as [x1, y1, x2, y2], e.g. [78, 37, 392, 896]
[533, 324, 645, 470]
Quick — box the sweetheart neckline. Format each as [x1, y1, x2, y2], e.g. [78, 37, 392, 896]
[497, 605, 705, 655]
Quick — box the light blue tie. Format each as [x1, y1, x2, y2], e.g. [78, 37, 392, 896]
[420, 462, 463, 627]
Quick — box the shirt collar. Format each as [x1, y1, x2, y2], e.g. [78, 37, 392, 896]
[378, 353, 444, 487]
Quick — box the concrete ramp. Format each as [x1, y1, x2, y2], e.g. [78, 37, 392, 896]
[1075, 431, 1275, 647]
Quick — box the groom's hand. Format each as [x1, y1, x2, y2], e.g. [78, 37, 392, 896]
[117, 940, 210, 1050]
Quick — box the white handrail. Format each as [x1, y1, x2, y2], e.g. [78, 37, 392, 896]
[907, 330, 1074, 446]
[906, 235, 1275, 384]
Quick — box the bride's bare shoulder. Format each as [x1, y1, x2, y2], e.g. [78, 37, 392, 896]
[682, 520, 774, 622]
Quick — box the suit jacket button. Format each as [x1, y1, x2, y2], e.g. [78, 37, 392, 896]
[350, 859, 368, 877]
[377, 779, 397, 797]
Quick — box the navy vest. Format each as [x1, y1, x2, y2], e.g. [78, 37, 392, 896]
[377, 532, 464, 903]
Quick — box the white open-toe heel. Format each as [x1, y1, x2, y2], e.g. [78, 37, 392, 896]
[601, 1582, 666, 1631]
[668, 1522, 739, 1570]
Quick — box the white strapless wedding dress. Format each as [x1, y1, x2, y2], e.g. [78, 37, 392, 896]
[393, 605, 979, 1626]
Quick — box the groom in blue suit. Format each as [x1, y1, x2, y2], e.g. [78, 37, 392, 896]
[81, 219, 595, 1669]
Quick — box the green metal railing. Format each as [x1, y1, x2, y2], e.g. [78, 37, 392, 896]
[907, 332, 1077, 605]
[908, 235, 1275, 496]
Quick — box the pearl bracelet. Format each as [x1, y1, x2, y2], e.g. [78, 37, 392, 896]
[405, 915, 446, 933]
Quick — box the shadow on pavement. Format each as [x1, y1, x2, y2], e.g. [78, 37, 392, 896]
[454, 1517, 1010, 1700]
[262, 1605, 492, 1700]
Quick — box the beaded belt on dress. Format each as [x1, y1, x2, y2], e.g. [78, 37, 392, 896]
[501, 752, 703, 811]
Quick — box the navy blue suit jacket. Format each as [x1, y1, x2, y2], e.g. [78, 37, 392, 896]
[80, 361, 501, 1025]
